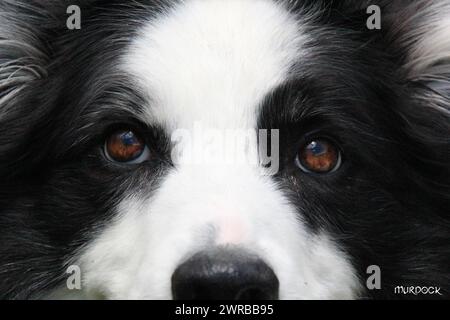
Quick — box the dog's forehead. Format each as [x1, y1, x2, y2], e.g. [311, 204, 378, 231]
[122, 0, 306, 130]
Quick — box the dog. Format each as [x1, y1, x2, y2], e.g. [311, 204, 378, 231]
[0, 0, 449, 299]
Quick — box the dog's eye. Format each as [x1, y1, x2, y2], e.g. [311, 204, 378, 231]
[296, 138, 341, 173]
[104, 129, 150, 164]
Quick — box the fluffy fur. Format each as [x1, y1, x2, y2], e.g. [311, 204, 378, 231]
[0, 0, 449, 299]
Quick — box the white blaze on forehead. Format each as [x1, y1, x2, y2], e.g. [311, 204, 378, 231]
[123, 0, 305, 130]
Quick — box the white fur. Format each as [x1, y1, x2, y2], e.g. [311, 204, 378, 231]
[75, 167, 360, 299]
[52, 0, 361, 299]
[124, 0, 307, 130]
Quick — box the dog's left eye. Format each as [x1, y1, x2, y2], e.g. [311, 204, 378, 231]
[296, 138, 341, 174]
[104, 129, 150, 164]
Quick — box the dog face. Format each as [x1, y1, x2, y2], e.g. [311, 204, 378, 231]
[0, 0, 449, 299]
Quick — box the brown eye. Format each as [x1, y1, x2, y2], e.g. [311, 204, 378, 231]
[296, 138, 341, 173]
[104, 129, 149, 163]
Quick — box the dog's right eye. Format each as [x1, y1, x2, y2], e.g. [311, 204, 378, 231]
[104, 129, 150, 164]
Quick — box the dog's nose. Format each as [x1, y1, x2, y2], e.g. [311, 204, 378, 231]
[171, 247, 279, 300]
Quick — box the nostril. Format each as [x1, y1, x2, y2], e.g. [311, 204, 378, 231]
[171, 247, 279, 300]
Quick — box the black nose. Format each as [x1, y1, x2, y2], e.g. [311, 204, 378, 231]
[171, 247, 279, 300]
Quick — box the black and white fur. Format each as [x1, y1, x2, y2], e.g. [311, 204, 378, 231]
[0, 0, 449, 299]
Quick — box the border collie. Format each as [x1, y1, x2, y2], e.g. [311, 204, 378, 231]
[0, 0, 449, 300]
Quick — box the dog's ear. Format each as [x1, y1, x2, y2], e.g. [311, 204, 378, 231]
[381, 1, 450, 213]
[0, 1, 69, 178]
[0, 1, 51, 176]
[0, 0, 98, 180]
[384, 0, 450, 114]
[335, 0, 450, 115]
[0, 1, 60, 113]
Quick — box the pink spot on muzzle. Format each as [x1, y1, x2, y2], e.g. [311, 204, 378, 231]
[216, 216, 247, 245]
